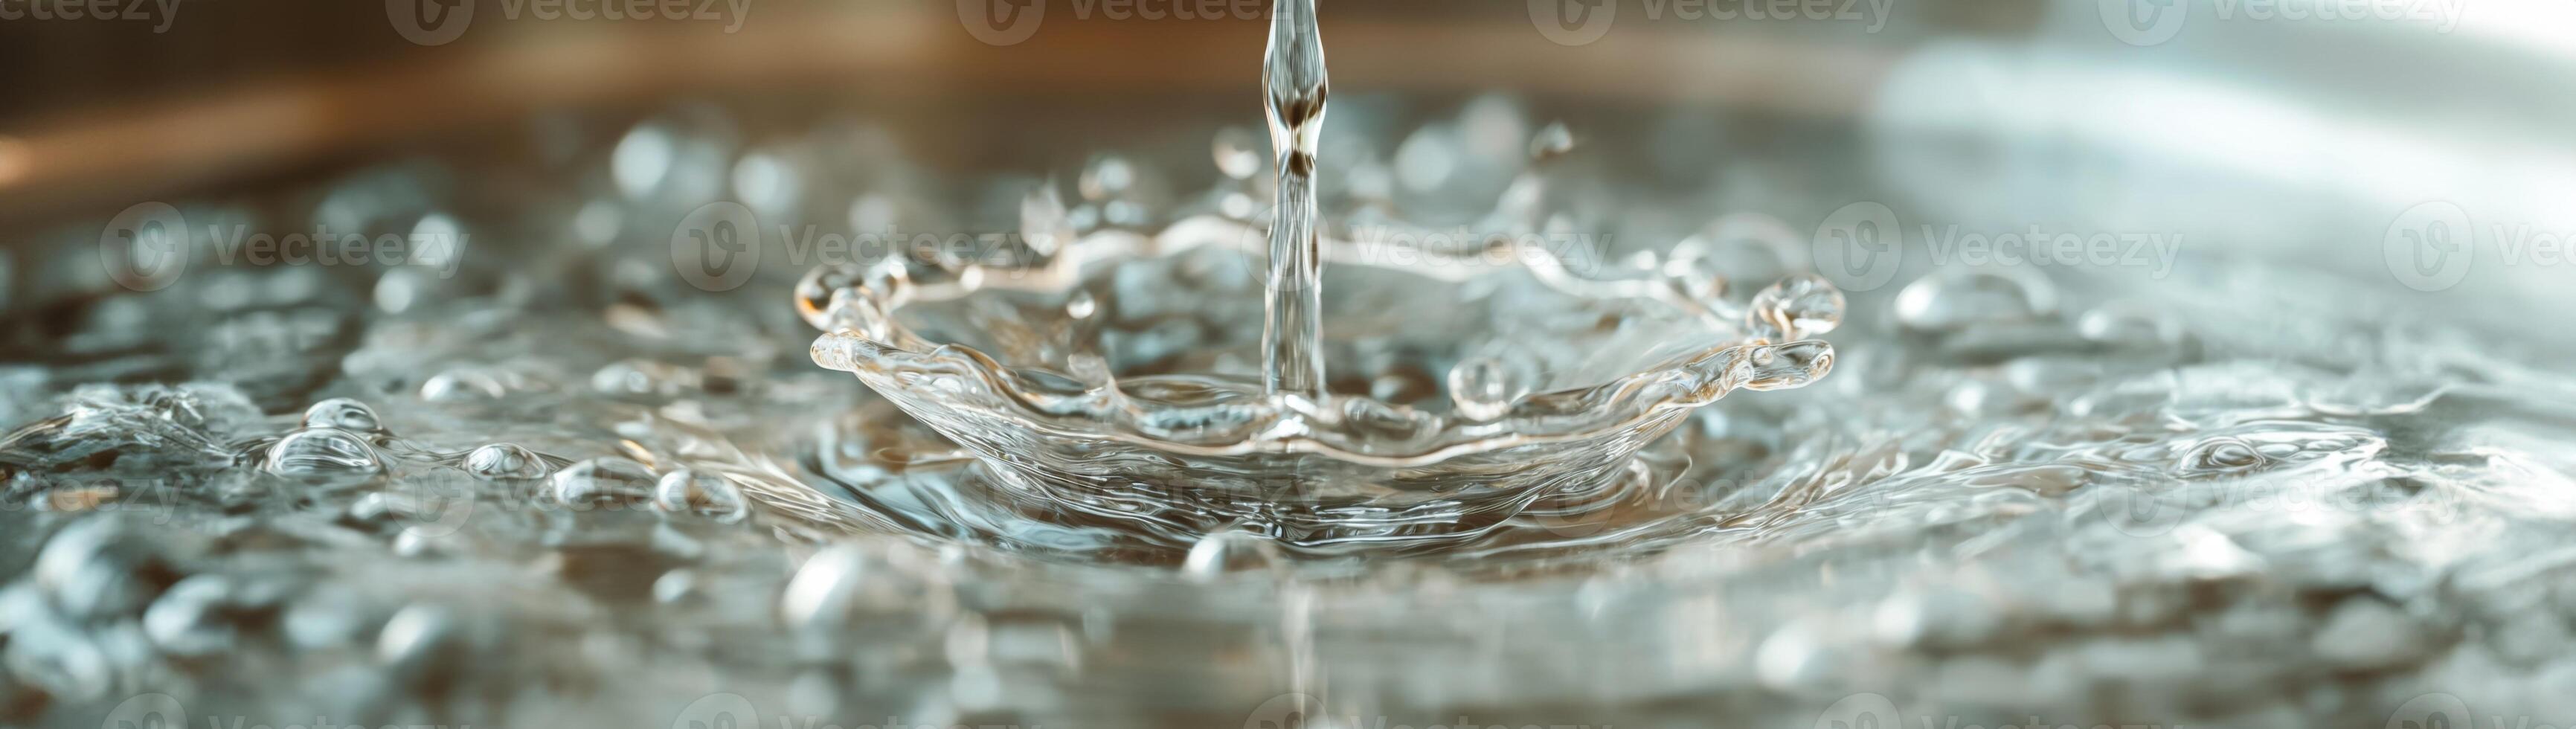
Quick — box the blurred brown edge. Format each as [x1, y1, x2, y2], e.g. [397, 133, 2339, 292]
[0, 7, 1895, 228]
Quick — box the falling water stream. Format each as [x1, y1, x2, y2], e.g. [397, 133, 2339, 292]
[1260, 0, 1328, 397]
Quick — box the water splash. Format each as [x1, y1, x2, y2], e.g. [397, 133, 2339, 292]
[0, 93, 2566, 728]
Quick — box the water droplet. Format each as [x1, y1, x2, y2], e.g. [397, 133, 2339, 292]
[1893, 270, 2056, 332]
[611, 123, 678, 199]
[549, 457, 657, 507]
[652, 569, 699, 603]
[1747, 274, 1845, 341]
[1213, 126, 1263, 180]
[2310, 598, 2427, 669]
[731, 150, 802, 215]
[34, 518, 183, 620]
[464, 443, 550, 479]
[1181, 527, 1284, 580]
[1078, 155, 1137, 202]
[374, 603, 465, 670]
[591, 359, 689, 399]
[2179, 437, 2269, 475]
[372, 266, 436, 314]
[1393, 125, 1456, 193]
[2077, 304, 2185, 347]
[301, 397, 383, 432]
[420, 368, 509, 402]
[1529, 121, 1575, 161]
[1738, 340, 1836, 391]
[141, 574, 260, 656]
[654, 469, 749, 523]
[1446, 356, 1532, 421]
[263, 428, 385, 475]
[1021, 184, 1073, 258]
[780, 545, 872, 629]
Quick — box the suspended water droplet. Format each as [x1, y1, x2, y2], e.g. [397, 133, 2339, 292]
[301, 397, 383, 432]
[654, 469, 750, 523]
[731, 149, 803, 216]
[1212, 126, 1263, 180]
[1064, 290, 1099, 320]
[549, 457, 657, 507]
[611, 123, 678, 199]
[1021, 184, 1073, 258]
[610, 107, 735, 204]
[372, 266, 437, 314]
[463, 443, 550, 479]
[1393, 125, 1457, 193]
[1747, 274, 1846, 341]
[1078, 154, 1137, 202]
[263, 428, 385, 476]
[1529, 121, 1575, 161]
[1446, 356, 1532, 421]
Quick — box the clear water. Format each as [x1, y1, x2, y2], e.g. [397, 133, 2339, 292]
[4, 51, 2573, 729]
[1260, 0, 1328, 396]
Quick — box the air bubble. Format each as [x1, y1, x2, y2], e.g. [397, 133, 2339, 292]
[263, 428, 385, 476]
[301, 397, 384, 432]
[550, 457, 658, 507]
[654, 469, 750, 523]
[464, 443, 550, 479]
[1747, 275, 1846, 341]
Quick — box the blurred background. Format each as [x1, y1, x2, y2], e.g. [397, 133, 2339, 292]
[5, 0, 2573, 312]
